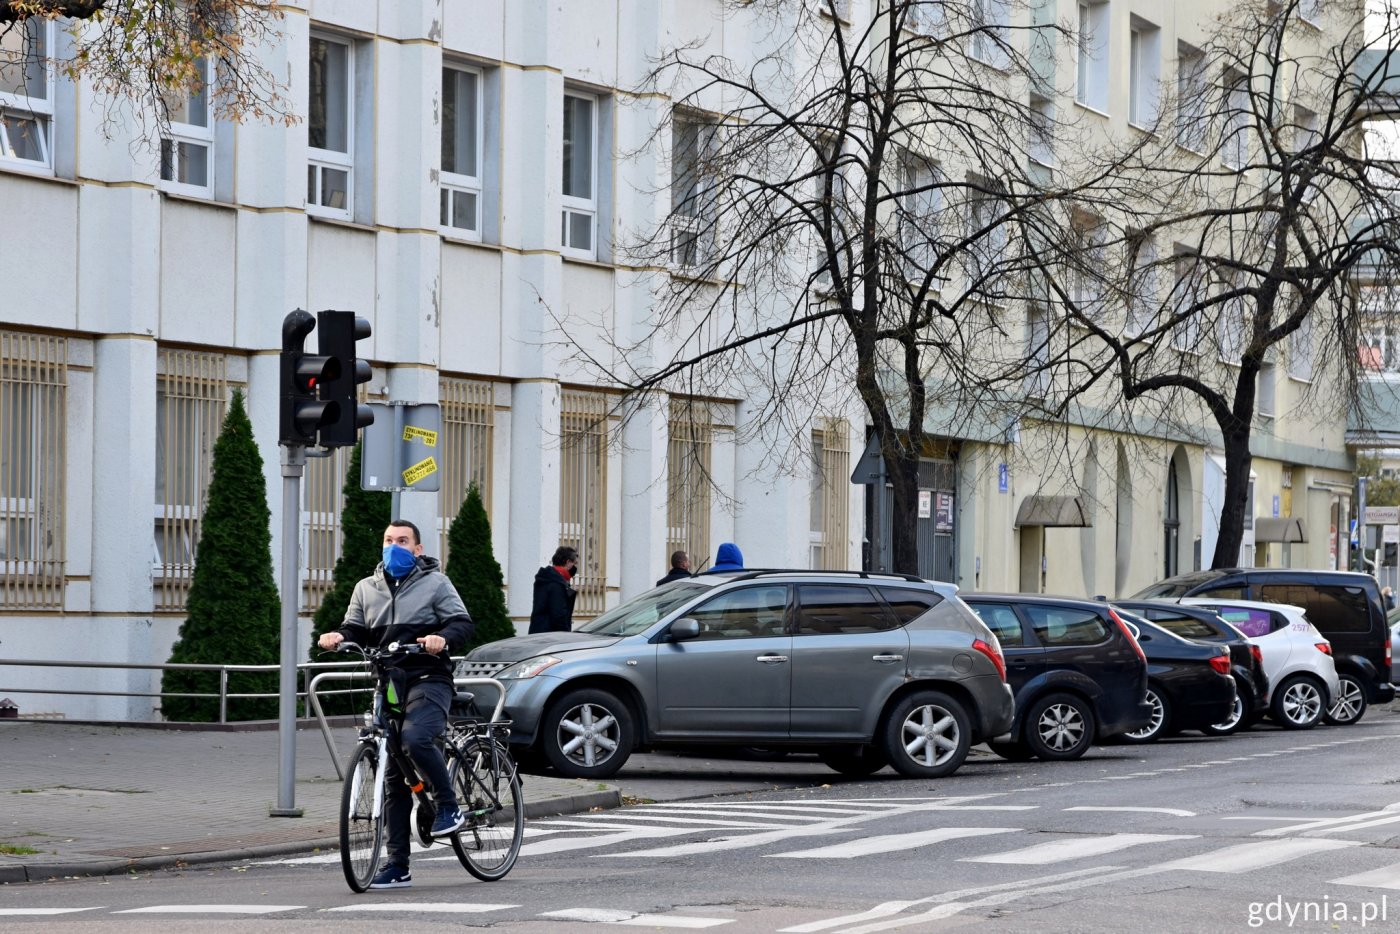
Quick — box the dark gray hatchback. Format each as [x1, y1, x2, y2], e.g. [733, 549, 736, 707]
[459, 571, 1014, 780]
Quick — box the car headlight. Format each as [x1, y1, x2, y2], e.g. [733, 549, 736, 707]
[495, 655, 562, 680]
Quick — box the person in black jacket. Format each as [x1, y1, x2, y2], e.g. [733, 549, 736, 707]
[656, 550, 691, 586]
[529, 545, 579, 634]
[317, 519, 474, 889]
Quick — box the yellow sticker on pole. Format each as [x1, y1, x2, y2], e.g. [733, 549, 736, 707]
[402, 456, 438, 486]
[403, 425, 438, 446]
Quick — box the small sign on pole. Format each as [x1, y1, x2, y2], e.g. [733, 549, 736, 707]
[361, 402, 443, 493]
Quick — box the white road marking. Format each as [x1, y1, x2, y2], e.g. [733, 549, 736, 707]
[770, 827, 1018, 859]
[1064, 806, 1196, 817]
[322, 902, 517, 913]
[0, 909, 104, 916]
[565, 813, 808, 828]
[1161, 838, 1362, 873]
[962, 833, 1196, 865]
[539, 908, 732, 927]
[1333, 862, 1400, 890]
[1253, 802, 1400, 837]
[520, 826, 705, 856]
[111, 905, 304, 914]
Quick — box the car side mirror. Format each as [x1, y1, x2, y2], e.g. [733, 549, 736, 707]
[669, 618, 701, 642]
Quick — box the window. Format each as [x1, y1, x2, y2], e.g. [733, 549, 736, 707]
[1223, 70, 1249, 169]
[1128, 18, 1160, 128]
[159, 56, 213, 195]
[966, 602, 1026, 647]
[1294, 105, 1319, 154]
[1299, 0, 1322, 25]
[1024, 604, 1110, 645]
[795, 585, 897, 635]
[1289, 312, 1314, 381]
[970, 0, 1010, 68]
[154, 350, 227, 612]
[441, 64, 483, 237]
[1126, 232, 1158, 336]
[1149, 612, 1219, 640]
[0, 17, 54, 169]
[1259, 583, 1370, 633]
[1212, 605, 1284, 637]
[671, 113, 718, 267]
[561, 389, 610, 616]
[881, 586, 944, 624]
[907, 0, 946, 36]
[688, 586, 789, 640]
[1258, 362, 1276, 418]
[898, 151, 942, 283]
[562, 90, 598, 259]
[965, 179, 1009, 300]
[1176, 43, 1207, 151]
[812, 132, 851, 288]
[1026, 305, 1050, 397]
[1028, 93, 1054, 166]
[438, 377, 495, 563]
[1171, 251, 1203, 351]
[1075, 1, 1110, 112]
[1070, 214, 1106, 318]
[1165, 458, 1180, 577]
[666, 398, 712, 574]
[1218, 272, 1247, 363]
[302, 444, 351, 614]
[0, 331, 65, 609]
[308, 35, 353, 218]
[809, 418, 850, 570]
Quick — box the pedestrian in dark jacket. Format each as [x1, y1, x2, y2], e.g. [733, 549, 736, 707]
[529, 545, 579, 633]
[706, 541, 745, 573]
[656, 550, 692, 586]
[317, 519, 474, 889]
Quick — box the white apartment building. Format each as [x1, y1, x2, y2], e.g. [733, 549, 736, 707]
[0, 0, 1361, 720]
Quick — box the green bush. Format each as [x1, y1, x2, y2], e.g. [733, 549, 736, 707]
[161, 390, 280, 721]
[309, 441, 392, 714]
[445, 482, 516, 652]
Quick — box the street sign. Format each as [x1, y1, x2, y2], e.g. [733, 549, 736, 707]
[1365, 505, 1400, 525]
[918, 490, 932, 518]
[850, 434, 884, 485]
[361, 402, 443, 492]
[998, 463, 1009, 493]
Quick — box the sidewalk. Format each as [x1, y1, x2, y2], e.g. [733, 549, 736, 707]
[0, 720, 619, 884]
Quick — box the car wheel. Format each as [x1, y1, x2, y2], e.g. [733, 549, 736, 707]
[987, 738, 1035, 761]
[821, 745, 890, 777]
[541, 687, 636, 778]
[880, 690, 971, 779]
[1120, 684, 1171, 744]
[1023, 692, 1095, 760]
[1270, 675, 1325, 730]
[1324, 673, 1368, 726]
[1201, 688, 1251, 736]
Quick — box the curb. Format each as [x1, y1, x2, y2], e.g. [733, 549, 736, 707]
[5, 788, 621, 884]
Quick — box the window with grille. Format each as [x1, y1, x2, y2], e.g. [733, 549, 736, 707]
[666, 399, 712, 572]
[301, 443, 351, 614]
[154, 349, 228, 612]
[0, 331, 65, 609]
[561, 389, 610, 616]
[438, 377, 495, 563]
[809, 418, 850, 570]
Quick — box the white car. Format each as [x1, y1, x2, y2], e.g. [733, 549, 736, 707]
[1180, 598, 1339, 730]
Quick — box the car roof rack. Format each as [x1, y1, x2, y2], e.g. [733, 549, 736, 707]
[724, 569, 928, 585]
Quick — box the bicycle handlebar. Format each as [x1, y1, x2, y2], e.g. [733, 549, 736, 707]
[330, 640, 427, 659]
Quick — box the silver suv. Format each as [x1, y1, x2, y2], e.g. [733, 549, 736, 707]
[458, 571, 1014, 780]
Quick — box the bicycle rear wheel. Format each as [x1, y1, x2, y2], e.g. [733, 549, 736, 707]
[339, 743, 384, 893]
[448, 738, 523, 881]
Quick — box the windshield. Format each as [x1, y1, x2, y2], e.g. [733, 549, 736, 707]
[1132, 573, 1221, 599]
[576, 582, 711, 637]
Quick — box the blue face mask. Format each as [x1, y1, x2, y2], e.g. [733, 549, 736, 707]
[382, 544, 417, 578]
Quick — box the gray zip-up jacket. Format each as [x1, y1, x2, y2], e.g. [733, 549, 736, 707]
[334, 555, 474, 686]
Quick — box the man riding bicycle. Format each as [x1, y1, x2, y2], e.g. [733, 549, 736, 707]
[319, 519, 474, 889]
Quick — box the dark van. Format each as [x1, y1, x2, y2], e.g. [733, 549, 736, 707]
[1134, 569, 1394, 725]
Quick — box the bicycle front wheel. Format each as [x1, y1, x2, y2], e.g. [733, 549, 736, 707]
[339, 743, 384, 893]
[448, 739, 523, 881]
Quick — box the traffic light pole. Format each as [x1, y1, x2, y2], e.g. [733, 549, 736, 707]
[271, 442, 306, 817]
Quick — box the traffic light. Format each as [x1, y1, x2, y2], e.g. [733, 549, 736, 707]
[316, 310, 374, 447]
[279, 309, 340, 446]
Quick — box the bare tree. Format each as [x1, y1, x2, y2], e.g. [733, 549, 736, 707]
[928, 0, 1400, 569]
[581, 0, 1079, 574]
[1, 0, 291, 131]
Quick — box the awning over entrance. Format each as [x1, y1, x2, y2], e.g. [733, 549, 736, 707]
[1015, 495, 1091, 528]
[1254, 516, 1307, 543]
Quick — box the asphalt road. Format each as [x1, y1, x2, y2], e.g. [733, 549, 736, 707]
[7, 713, 1400, 933]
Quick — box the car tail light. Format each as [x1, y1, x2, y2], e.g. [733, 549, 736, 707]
[1251, 644, 1263, 668]
[1387, 637, 1392, 674]
[1209, 651, 1230, 675]
[973, 638, 1007, 682]
[1108, 608, 1147, 663]
[1315, 642, 1332, 656]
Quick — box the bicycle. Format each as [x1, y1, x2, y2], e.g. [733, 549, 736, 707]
[331, 641, 524, 893]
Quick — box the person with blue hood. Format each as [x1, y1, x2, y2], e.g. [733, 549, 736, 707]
[707, 541, 745, 573]
[317, 519, 474, 889]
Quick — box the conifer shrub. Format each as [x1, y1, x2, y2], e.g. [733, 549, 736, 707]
[444, 482, 516, 652]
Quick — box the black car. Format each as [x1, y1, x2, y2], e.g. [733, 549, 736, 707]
[964, 595, 1151, 761]
[1114, 599, 1268, 735]
[1135, 569, 1394, 726]
[1110, 611, 1236, 744]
